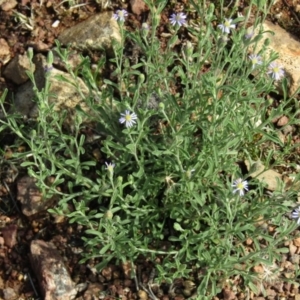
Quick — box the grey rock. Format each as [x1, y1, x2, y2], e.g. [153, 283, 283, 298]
[30, 240, 77, 300]
[2, 224, 17, 248]
[3, 53, 34, 84]
[3, 287, 17, 300]
[245, 160, 283, 191]
[17, 175, 58, 217]
[58, 12, 121, 52]
[12, 54, 95, 130]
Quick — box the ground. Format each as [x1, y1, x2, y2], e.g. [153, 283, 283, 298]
[0, 0, 300, 299]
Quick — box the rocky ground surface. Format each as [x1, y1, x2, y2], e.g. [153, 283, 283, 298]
[0, 0, 300, 299]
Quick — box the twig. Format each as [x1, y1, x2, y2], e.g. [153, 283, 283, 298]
[27, 272, 40, 298]
[3, 181, 21, 213]
[282, 0, 300, 26]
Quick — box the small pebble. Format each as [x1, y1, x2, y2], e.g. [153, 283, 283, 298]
[290, 254, 300, 264]
[18, 273, 24, 281]
[52, 20, 60, 28]
[138, 290, 148, 300]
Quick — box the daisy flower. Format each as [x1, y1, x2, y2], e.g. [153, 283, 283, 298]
[267, 62, 284, 81]
[249, 54, 263, 69]
[113, 9, 128, 22]
[169, 12, 187, 27]
[44, 64, 53, 73]
[217, 18, 236, 34]
[119, 110, 138, 128]
[292, 206, 300, 224]
[105, 162, 115, 173]
[232, 178, 248, 196]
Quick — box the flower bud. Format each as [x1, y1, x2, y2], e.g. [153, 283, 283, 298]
[152, 8, 160, 28]
[184, 41, 194, 62]
[104, 210, 113, 219]
[117, 176, 123, 184]
[27, 47, 34, 60]
[141, 23, 150, 38]
[47, 50, 54, 65]
[128, 174, 134, 185]
[138, 73, 145, 85]
[158, 102, 165, 110]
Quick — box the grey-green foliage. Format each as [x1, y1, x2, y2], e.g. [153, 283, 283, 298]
[1, 0, 299, 296]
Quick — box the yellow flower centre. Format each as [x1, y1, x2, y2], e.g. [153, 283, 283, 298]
[125, 115, 131, 121]
[237, 182, 244, 190]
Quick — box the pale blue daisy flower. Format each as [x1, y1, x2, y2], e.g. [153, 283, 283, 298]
[119, 110, 138, 128]
[232, 178, 248, 196]
[292, 207, 300, 224]
[267, 62, 284, 81]
[169, 12, 187, 27]
[44, 64, 53, 73]
[105, 162, 115, 173]
[113, 9, 128, 22]
[217, 18, 236, 34]
[249, 54, 263, 69]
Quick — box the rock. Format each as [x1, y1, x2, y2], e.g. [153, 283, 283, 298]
[245, 160, 283, 191]
[30, 240, 77, 300]
[52, 49, 83, 72]
[222, 287, 236, 300]
[17, 175, 58, 217]
[11, 54, 95, 130]
[2, 224, 17, 248]
[0, 38, 11, 65]
[0, 236, 4, 247]
[83, 283, 104, 299]
[253, 264, 264, 275]
[30, 40, 50, 52]
[282, 125, 293, 135]
[3, 53, 34, 84]
[265, 287, 276, 298]
[2, 287, 17, 300]
[277, 131, 285, 144]
[272, 281, 283, 293]
[138, 290, 148, 300]
[58, 12, 121, 52]
[251, 20, 300, 95]
[293, 237, 300, 247]
[3, 0, 17, 10]
[289, 242, 297, 255]
[130, 0, 149, 16]
[290, 254, 300, 264]
[277, 115, 289, 127]
[1, 0, 17, 11]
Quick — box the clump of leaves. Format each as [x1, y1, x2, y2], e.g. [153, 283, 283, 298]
[1, 0, 299, 297]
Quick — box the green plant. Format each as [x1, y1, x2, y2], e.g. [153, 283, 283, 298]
[1, 0, 300, 297]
